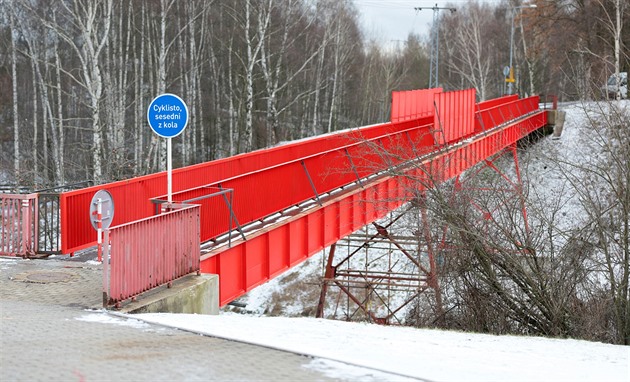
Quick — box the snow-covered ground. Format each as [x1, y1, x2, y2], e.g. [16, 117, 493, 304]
[84, 311, 626, 382]
[522, 101, 625, 232]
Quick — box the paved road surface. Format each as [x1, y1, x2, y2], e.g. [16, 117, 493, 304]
[1, 254, 397, 381]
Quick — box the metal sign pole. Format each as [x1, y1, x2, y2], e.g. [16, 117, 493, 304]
[97, 199, 102, 262]
[90, 189, 114, 263]
[102, 229, 110, 308]
[146, 93, 188, 211]
[167, 137, 173, 205]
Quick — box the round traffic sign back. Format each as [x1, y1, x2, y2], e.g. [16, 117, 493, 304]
[147, 93, 189, 138]
[90, 190, 115, 230]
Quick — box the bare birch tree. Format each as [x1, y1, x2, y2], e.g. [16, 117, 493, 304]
[596, 0, 627, 100]
[30, 0, 113, 182]
[441, 2, 493, 100]
[9, 7, 19, 184]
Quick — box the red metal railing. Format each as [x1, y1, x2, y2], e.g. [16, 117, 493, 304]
[1, 193, 38, 257]
[476, 94, 519, 111]
[474, 96, 539, 134]
[149, 119, 435, 244]
[103, 204, 200, 307]
[59, 116, 435, 255]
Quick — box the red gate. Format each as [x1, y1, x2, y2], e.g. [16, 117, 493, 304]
[1, 193, 38, 257]
[103, 204, 201, 307]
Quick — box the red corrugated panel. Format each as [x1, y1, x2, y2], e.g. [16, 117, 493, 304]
[391, 88, 443, 123]
[434, 89, 476, 145]
[106, 205, 200, 305]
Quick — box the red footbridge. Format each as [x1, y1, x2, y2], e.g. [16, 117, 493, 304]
[1, 89, 553, 310]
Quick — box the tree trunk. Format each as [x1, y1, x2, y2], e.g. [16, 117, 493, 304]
[519, 15, 535, 96]
[53, 29, 65, 185]
[244, 0, 254, 152]
[613, 0, 623, 100]
[30, 58, 39, 187]
[327, 22, 342, 133]
[157, 0, 169, 171]
[10, 10, 20, 186]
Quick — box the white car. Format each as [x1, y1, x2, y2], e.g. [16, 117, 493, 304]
[602, 72, 628, 99]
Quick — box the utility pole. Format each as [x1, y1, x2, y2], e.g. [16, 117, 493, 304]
[415, 4, 456, 89]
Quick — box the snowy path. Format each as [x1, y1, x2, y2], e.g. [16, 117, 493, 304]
[132, 313, 629, 382]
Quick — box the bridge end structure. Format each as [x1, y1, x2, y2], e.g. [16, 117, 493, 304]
[118, 273, 219, 315]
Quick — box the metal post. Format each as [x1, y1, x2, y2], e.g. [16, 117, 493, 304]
[508, 10, 515, 95]
[419, 203, 443, 316]
[301, 160, 322, 206]
[430, 8, 438, 88]
[344, 148, 364, 188]
[97, 199, 102, 262]
[167, 137, 173, 205]
[102, 229, 110, 308]
[435, 9, 440, 88]
[316, 244, 337, 318]
[21, 199, 30, 256]
[510, 144, 530, 236]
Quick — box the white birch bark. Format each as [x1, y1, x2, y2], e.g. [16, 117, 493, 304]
[23, 33, 61, 184]
[243, 0, 272, 152]
[312, 42, 325, 136]
[443, 7, 490, 100]
[227, 35, 236, 156]
[30, 57, 39, 186]
[10, 10, 20, 184]
[519, 15, 535, 96]
[327, 22, 341, 133]
[157, 0, 169, 171]
[244, 0, 254, 152]
[259, 0, 323, 145]
[53, 23, 65, 185]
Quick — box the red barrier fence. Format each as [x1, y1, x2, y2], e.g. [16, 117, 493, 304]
[391, 88, 442, 122]
[1, 193, 37, 257]
[434, 89, 476, 145]
[103, 204, 200, 307]
[150, 119, 435, 244]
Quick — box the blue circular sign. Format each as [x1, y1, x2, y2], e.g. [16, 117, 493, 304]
[147, 93, 189, 138]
